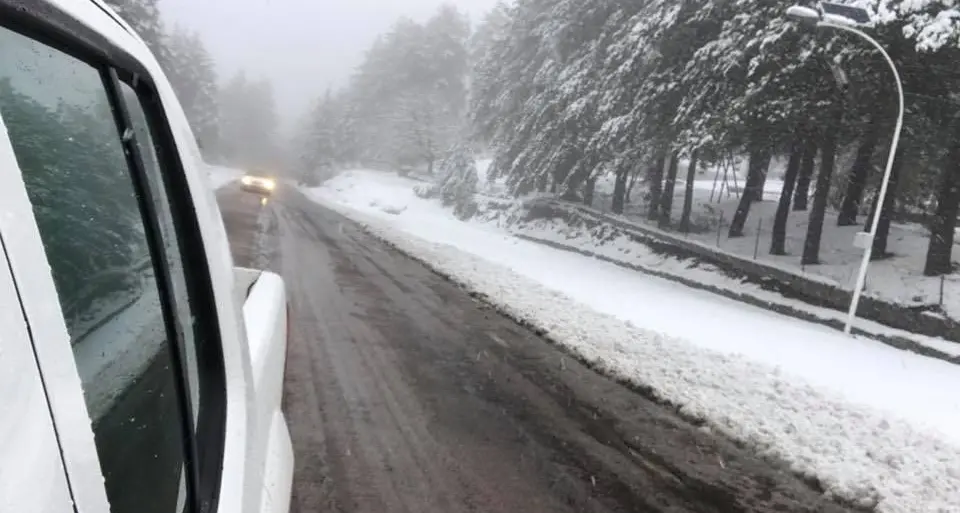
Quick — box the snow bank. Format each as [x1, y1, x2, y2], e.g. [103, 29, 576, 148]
[313, 170, 960, 513]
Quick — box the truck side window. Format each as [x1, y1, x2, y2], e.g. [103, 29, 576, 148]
[0, 25, 189, 513]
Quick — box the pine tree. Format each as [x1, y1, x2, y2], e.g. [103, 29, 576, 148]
[771, 136, 805, 255]
[105, 1, 225, 161]
[294, 90, 356, 184]
[336, 6, 471, 173]
[469, 2, 516, 149]
[464, 0, 960, 277]
[104, 0, 171, 65]
[219, 73, 279, 169]
[165, 28, 220, 160]
[437, 145, 480, 218]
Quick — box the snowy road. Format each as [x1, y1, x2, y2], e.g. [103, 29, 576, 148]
[217, 184, 851, 513]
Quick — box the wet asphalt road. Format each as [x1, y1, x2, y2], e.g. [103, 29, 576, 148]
[216, 183, 853, 513]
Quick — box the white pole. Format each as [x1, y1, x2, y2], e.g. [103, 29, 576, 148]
[820, 22, 905, 334]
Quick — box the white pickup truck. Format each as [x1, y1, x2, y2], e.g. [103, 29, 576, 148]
[0, 1, 293, 513]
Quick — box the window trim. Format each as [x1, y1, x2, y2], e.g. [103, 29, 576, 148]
[0, 2, 229, 512]
[0, 1, 148, 80]
[102, 67, 201, 512]
[116, 68, 229, 513]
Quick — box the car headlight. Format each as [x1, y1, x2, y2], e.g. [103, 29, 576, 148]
[263, 179, 276, 190]
[241, 176, 255, 186]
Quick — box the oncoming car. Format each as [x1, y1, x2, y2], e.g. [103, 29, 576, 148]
[241, 174, 278, 195]
[0, 2, 293, 513]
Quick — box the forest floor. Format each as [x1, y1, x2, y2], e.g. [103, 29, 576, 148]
[592, 170, 960, 323]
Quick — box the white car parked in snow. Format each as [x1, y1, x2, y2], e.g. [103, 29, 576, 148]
[0, 1, 293, 513]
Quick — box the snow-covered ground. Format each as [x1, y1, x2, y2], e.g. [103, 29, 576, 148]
[515, 215, 960, 359]
[593, 159, 960, 320]
[208, 164, 242, 189]
[312, 169, 960, 513]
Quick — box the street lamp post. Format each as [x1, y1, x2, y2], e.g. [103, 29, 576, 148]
[786, 3, 905, 335]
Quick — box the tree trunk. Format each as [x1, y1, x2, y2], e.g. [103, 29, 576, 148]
[626, 166, 642, 203]
[583, 176, 597, 207]
[838, 116, 881, 226]
[555, 151, 581, 199]
[679, 150, 699, 233]
[534, 171, 550, 193]
[659, 151, 680, 229]
[755, 159, 769, 202]
[728, 144, 771, 238]
[770, 139, 804, 255]
[793, 139, 816, 211]
[864, 145, 903, 258]
[646, 151, 667, 220]
[802, 102, 843, 265]
[558, 150, 587, 197]
[612, 167, 629, 214]
[924, 142, 960, 276]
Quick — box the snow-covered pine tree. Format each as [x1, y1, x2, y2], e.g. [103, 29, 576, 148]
[473, 0, 629, 197]
[469, 0, 559, 191]
[467, 0, 960, 278]
[293, 90, 358, 184]
[343, 6, 470, 174]
[164, 28, 220, 160]
[868, 0, 960, 275]
[469, 2, 514, 151]
[298, 92, 336, 182]
[437, 144, 480, 219]
[219, 73, 280, 170]
[104, 0, 172, 66]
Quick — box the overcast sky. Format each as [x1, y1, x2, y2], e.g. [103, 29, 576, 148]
[159, 0, 500, 130]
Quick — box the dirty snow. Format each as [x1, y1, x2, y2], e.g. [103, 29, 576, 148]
[312, 169, 960, 513]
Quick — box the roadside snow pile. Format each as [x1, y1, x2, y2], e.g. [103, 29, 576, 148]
[207, 164, 242, 189]
[372, 199, 407, 215]
[314, 169, 960, 513]
[319, 170, 511, 235]
[326, 170, 417, 214]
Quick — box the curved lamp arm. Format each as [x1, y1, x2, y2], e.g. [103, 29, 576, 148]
[819, 21, 905, 334]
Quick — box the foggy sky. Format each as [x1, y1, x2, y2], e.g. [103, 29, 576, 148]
[160, 0, 500, 132]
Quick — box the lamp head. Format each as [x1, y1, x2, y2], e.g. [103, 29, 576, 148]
[785, 5, 822, 26]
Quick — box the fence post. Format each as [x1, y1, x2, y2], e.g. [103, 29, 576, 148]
[710, 163, 721, 203]
[716, 211, 724, 247]
[941, 275, 946, 308]
[753, 218, 763, 260]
